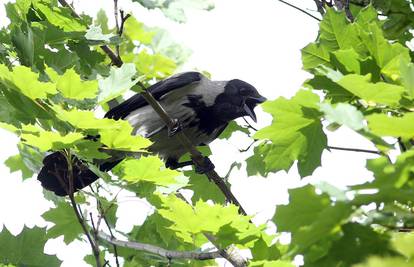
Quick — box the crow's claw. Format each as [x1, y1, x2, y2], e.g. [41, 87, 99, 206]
[168, 119, 182, 137]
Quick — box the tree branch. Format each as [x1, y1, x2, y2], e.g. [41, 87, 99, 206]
[277, 0, 321, 21]
[137, 84, 247, 215]
[63, 153, 102, 267]
[328, 145, 381, 155]
[97, 231, 222, 260]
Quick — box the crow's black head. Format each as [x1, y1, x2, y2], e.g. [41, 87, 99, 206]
[214, 79, 266, 122]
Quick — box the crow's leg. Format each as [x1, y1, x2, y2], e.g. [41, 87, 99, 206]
[194, 156, 215, 174]
[165, 157, 215, 174]
[166, 159, 193, 169]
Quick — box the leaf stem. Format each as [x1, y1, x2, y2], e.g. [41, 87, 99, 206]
[328, 145, 381, 155]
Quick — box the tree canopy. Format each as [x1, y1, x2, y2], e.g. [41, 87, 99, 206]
[1, 0, 414, 266]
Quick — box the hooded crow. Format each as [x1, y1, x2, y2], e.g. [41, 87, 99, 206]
[38, 72, 266, 196]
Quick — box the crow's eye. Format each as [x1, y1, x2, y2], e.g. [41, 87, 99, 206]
[239, 87, 250, 95]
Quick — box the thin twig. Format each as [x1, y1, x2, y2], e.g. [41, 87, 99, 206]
[119, 11, 131, 37]
[278, 0, 321, 21]
[239, 140, 256, 153]
[64, 153, 102, 267]
[114, 0, 120, 57]
[328, 145, 381, 155]
[242, 117, 258, 131]
[98, 231, 222, 260]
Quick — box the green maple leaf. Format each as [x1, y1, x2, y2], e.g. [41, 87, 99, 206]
[249, 260, 295, 267]
[367, 113, 414, 139]
[34, 3, 87, 32]
[0, 64, 56, 99]
[301, 42, 331, 70]
[157, 195, 249, 243]
[252, 90, 326, 177]
[4, 154, 33, 179]
[54, 68, 98, 100]
[0, 227, 61, 267]
[134, 49, 176, 79]
[114, 156, 183, 186]
[337, 73, 404, 106]
[319, 8, 361, 51]
[392, 232, 414, 259]
[20, 125, 83, 152]
[123, 16, 154, 45]
[309, 223, 392, 266]
[274, 185, 353, 253]
[54, 108, 152, 151]
[354, 257, 414, 267]
[42, 201, 84, 244]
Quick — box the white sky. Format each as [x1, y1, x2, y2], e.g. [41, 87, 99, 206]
[0, 0, 378, 266]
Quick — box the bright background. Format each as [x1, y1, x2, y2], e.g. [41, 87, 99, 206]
[0, 0, 377, 266]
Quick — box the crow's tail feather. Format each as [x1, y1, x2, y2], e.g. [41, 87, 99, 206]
[37, 152, 100, 196]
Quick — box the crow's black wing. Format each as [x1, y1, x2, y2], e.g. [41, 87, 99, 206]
[105, 72, 202, 120]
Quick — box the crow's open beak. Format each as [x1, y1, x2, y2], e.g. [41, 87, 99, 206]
[243, 95, 267, 122]
[243, 103, 257, 122]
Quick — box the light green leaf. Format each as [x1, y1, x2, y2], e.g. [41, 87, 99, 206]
[332, 48, 361, 74]
[114, 156, 182, 186]
[0, 227, 61, 267]
[392, 232, 414, 259]
[54, 107, 116, 130]
[253, 90, 325, 177]
[123, 16, 154, 44]
[5, 154, 33, 179]
[134, 49, 176, 79]
[249, 260, 295, 267]
[99, 127, 151, 151]
[337, 74, 404, 106]
[367, 113, 414, 139]
[319, 8, 361, 51]
[54, 107, 152, 151]
[35, 3, 87, 32]
[98, 63, 138, 104]
[21, 125, 83, 152]
[157, 195, 247, 243]
[42, 201, 84, 244]
[400, 62, 414, 98]
[319, 102, 367, 131]
[0, 64, 57, 99]
[56, 68, 98, 100]
[357, 23, 410, 74]
[301, 42, 331, 70]
[354, 257, 414, 267]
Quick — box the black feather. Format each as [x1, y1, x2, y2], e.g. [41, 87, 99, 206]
[105, 72, 202, 120]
